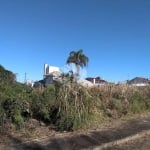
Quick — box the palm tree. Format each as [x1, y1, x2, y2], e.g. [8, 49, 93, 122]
[66, 49, 89, 80]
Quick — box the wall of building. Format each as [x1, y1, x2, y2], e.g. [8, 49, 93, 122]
[44, 64, 60, 76]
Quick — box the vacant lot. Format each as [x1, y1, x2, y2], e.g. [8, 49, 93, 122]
[105, 134, 150, 150]
[1, 113, 150, 150]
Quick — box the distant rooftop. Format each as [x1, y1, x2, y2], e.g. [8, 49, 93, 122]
[127, 77, 149, 84]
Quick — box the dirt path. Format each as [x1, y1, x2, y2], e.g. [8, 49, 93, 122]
[104, 134, 150, 150]
[1, 114, 150, 150]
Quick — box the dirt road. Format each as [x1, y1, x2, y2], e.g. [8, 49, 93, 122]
[1, 114, 150, 150]
[104, 134, 150, 150]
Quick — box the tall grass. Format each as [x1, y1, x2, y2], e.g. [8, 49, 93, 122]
[51, 82, 150, 130]
[0, 81, 150, 132]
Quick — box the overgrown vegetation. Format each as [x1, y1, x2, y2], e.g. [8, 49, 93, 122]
[0, 64, 150, 133]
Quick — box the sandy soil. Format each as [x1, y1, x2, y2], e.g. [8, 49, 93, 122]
[0, 113, 150, 150]
[105, 134, 150, 150]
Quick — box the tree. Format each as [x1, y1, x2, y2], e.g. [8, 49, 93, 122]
[0, 65, 16, 84]
[66, 49, 89, 80]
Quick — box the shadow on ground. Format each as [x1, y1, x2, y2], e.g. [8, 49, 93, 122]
[2, 116, 150, 150]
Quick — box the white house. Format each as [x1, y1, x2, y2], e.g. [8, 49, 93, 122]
[44, 64, 60, 77]
[127, 77, 149, 86]
[43, 64, 61, 85]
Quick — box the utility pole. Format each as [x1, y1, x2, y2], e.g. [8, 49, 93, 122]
[24, 72, 27, 84]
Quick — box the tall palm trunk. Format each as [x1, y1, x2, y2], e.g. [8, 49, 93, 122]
[75, 64, 80, 81]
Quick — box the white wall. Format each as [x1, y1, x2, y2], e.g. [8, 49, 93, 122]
[44, 64, 60, 76]
[49, 66, 60, 73]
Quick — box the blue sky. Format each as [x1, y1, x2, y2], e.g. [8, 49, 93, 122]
[0, 0, 150, 83]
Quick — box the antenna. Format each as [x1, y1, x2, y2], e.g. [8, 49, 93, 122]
[24, 72, 27, 83]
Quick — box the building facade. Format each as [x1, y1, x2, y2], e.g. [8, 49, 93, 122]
[44, 64, 60, 77]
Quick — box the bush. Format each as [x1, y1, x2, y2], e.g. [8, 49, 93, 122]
[1, 64, 150, 132]
[13, 113, 24, 129]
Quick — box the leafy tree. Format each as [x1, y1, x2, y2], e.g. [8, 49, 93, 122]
[66, 49, 89, 80]
[0, 65, 16, 84]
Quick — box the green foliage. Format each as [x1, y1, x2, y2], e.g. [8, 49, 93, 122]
[129, 90, 150, 113]
[0, 64, 150, 132]
[0, 107, 6, 127]
[66, 49, 89, 80]
[0, 65, 16, 84]
[55, 113, 73, 131]
[2, 98, 24, 129]
[13, 111, 24, 129]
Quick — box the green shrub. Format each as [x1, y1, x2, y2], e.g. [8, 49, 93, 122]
[13, 113, 24, 129]
[1, 64, 150, 132]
